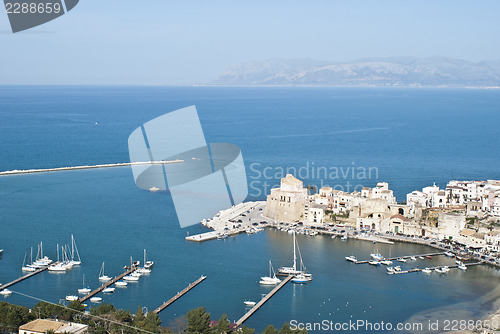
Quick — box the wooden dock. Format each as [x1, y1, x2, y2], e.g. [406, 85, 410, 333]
[387, 261, 484, 275]
[234, 275, 293, 328]
[79, 267, 136, 303]
[355, 252, 445, 264]
[153, 276, 207, 314]
[0, 265, 50, 291]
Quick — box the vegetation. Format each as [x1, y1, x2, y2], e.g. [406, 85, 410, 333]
[0, 301, 306, 334]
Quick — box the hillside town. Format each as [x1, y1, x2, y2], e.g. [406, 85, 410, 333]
[263, 174, 500, 253]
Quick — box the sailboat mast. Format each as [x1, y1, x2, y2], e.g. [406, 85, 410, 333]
[71, 235, 75, 260]
[293, 230, 297, 271]
[57, 244, 59, 262]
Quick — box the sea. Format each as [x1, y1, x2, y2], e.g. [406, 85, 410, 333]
[0, 86, 499, 333]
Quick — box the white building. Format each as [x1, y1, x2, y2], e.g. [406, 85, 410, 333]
[19, 319, 88, 334]
[263, 174, 307, 222]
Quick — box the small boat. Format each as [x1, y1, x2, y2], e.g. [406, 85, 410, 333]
[331, 235, 336, 239]
[380, 260, 393, 265]
[115, 281, 128, 287]
[217, 233, 228, 240]
[410, 256, 417, 261]
[419, 256, 425, 260]
[131, 271, 142, 277]
[69, 235, 82, 266]
[426, 256, 432, 259]
[259, 260, 281, 285]
[368, 261, 380, 266]
[455, 260, 462, 265]
[445, 252, 454, 257]
[244, 300, 256, 307]
[136, 267, 151, 274]
[143, 249, 154, 269]
[341, 235, 348, 241]
[278, 231, 307, 276]
[435, 267, 446, 274]
[370, 253, 384, 260]
[0, 289, 12, 296]
[345, 256, 357, 263]
[291, 274, 309, 284]
[65, 295, 78, 302]
[98, 262, 112, 281]
[90, 297, 102, 303]
[124, 275, 139, 281]
[22, 249, 36, 272]
[442, 266, 450, 272]
[422, 268, 432, 274]
[78, 287, 91, 294]
[103, 287, 115, 293]
[387, 267, 395, 272]
[397, 258, 407, 263]
[458, 263, 467, 270]
[394, 266, 402, 272]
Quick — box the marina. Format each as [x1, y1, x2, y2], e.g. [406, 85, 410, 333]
[386, 261, 484, 275]
[79, 267, 137, 303]
[353, 252, 446, 264]
[0, 265, 50, 292]
[153, 275, 207, 314]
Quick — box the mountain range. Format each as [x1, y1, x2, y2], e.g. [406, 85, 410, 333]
[210, 57, 500, 87]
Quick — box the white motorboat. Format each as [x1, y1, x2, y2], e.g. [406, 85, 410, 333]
[442, 266, 450, 272]
[136, 267, 151, 274]
[90, 297, 102, 303]
[115, 281, 128, 287]
[435, 267, 446, 273]
[380, 260, 393, 265]
[124, 275, 139, 281]
[345, 256, 357, 263]
[98, 262, 112, 281]
[65, 295, 78, 302]
[0, 289, 12, 296]
[368, 260, 380, 266]
[422, 268, 432, 274]
[458, 263, 467, 270]
[419, 256, 425, 260]
[387, 267, 394, 273]
[131, 271, 142, 277]
[410, 256, 417, 261]
[259, 260, 281, 285]
[48, 263, 68, 272]
[394, 266, 402, 272]
[397, 258, 407, 263]
[103, 287, 115, 293]
[341, 235, 348, 241]
[445, 252, 454, 257]
[291, 274, 309, 284]
[244, 300, 256, 307]
[370, 253, 384, 261]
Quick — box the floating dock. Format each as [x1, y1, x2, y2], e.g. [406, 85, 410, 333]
[79, 267, 136, 303]
[355, 252, 445, 264]
[153, 275, 207, 314]
[234, 275, 293, 328]
[387, 261, 484, 275]
[0, 265, 50, 291]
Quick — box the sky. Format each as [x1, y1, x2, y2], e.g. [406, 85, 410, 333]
[1, 0, 499, 85]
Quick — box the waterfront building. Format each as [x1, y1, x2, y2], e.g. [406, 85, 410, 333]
[485, 231, 500, 252]
[263, 174, 307, 222]
[303, 203, 327, 226]
[19, 319, 88, 334]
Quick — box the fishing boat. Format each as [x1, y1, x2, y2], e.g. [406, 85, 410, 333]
[244, 300, 256, 307]
[345, 255, 357, 263]
[291, 274, 309, 284]
[65, 295, 78, 302]
[90, 297, 102, 303]
[422, 268, 432, 274]
[69, 235, 81, 266]
[115, 281, 128, 287]
[0, 289, 12, 296]
[103, 287, 115, 293]
[259, 260, 281, 285]
[98, 262, 112, 281]
[77, 275, 91, 294]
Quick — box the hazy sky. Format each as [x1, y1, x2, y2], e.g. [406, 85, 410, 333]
[1, 0, 499, 85]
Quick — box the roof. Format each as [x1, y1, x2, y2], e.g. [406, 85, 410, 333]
[19, 319, 66, 333]
[460, 229, 476, 237]
[390, 214, 412, 222]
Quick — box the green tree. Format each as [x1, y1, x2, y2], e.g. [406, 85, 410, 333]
[263, 324, 278, 334]
[278, 323, 307, 334]
[185, 306, 211, 334]
[213, 313, 230, 334]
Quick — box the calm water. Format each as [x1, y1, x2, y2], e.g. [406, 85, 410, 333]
[0, 87, 500, 333]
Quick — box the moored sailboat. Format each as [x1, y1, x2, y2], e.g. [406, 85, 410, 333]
[259, 260, 281, 285]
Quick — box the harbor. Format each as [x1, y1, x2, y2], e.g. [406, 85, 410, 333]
[153, 275, 207, 314]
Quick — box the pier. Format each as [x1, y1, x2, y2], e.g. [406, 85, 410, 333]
[0, 160, 183, 176]
[234, 275, 293, 328]
[0, 266, 50, 291]
[153, 275, 207, 314]
[79, 268, 136, 303]
[387, 261, 484, 275]
[355, 252, 445, 264]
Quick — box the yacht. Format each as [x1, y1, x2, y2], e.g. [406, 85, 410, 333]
[278, 231, 305, 276]
[435, 267, 446, 274]
[103, 287, 115, 293]
[78, 275, 91, 294]
[341, 235, 348, 241]
[115, 281, 128, 287]
[69, 235, 82, 266]
[244, 300, 256, 307]
[394, 266, 402, 272]
[410, 256, 417, 261]
[380, 260, 393, 265]
[124, 275, 139, 281]
[259, 260, 281, 285]
[370, 253, 384, 261]
[368, 260, 380, 266]
[65, 295, 78, 302]
[421, 268, 432, 274]
[442, 266, 450, 272]
[458, 263, 467, 270]
[291, 274, 309, 284]
[397, 258, 407, 263]
[387, 267, 395, 273]
[98, 262, 112, 281]
[143, 249, 154, 269]
[345, 256, 357, 263]
[90, 297, 102, 303]
[445, 252, 454, 257]
[0, 289, 12, 296]
[21, 248, 36, 272]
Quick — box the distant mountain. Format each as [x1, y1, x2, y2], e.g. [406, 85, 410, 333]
[210, 57, 500, 87]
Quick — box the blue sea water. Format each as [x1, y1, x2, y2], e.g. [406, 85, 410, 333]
[0, 86, 500, 333]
